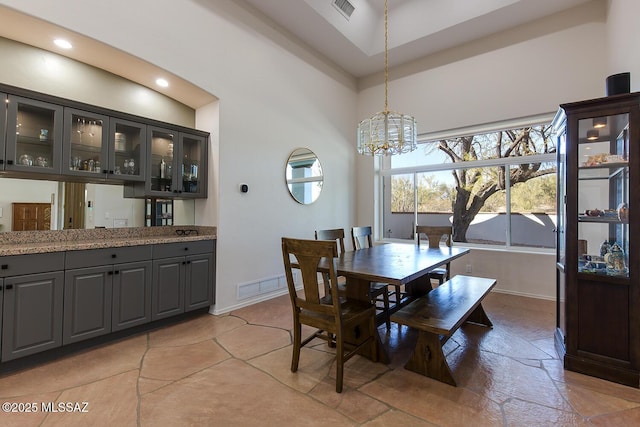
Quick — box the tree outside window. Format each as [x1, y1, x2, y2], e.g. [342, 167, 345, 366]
[383, 124, 557, 248]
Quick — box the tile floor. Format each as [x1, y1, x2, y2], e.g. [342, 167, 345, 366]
[1, 292, 640, 426]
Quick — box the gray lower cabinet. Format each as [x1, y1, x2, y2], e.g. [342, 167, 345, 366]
[152, 257, 185, 320]
[0, 278, 2, 358]
[64, 266, 113, 345]
[0, 252, 65, 362]
[185, 253, 215, 311]
[2, 271, 64, 361]
[112, 261, 152, 331]
[64, 246, 153, 344]
[0, 239, 214, 362]
[152, 240, 215, 320]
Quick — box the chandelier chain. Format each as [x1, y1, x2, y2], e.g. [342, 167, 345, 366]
[356, 0, 417, 156]
[384, 0, 389, 113]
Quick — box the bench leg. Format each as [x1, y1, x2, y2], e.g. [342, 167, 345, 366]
[405, 330, 457, 386]
[466, 303, 493, 328]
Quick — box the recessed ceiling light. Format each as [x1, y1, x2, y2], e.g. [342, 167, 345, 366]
[53, 39, 72, 49]
[156, 78, 169, 88]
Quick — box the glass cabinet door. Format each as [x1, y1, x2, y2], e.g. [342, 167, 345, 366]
[5, 95, 63, 174]
[554, 112, 567, 338]
[577, 112, 629, 279]
[109, 118, 146, 181]
[0, 92, 6, 167]
[147, 126, 176, 196]
[178, 133, 206, 197]
[63, 108, 109, 177]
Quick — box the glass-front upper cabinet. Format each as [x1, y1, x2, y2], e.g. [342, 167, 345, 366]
[62, 108, 109, 177]
[178, 133, 206, 197]
[108, 118, 146, 182]
[147, 126, 176, 196]
[576, 111, 630, 279]
[0, 92, 6, 166]
[4, 95, 63, 174]
[145, 126, 207, 198]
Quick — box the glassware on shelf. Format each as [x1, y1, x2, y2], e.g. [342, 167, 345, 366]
[71, 156, 82, 170]
[114, 132, 126, 151]
[35, 156, 48, 167]
[18, 154, 33, 166]
[605, 243, 627, 276]
[617, 203, 629, 222]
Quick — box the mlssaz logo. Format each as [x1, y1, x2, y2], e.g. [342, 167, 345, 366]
[41, 402, 89, 413]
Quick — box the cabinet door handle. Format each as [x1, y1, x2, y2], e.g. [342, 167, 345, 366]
[5, 284, 13, 290]
[0, 159, 3, 165]
[1, 264, 8, 270]
[108, 271, 113, 275]
[186, 260, 191, 264]
[114, 270, 120, 275]
[7, 160, 13, 165]
[111, 254, 117, 258]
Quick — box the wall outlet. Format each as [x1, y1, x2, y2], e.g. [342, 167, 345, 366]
[465, 264, 472, 273]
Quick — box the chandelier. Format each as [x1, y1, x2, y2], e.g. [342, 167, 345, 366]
[357, 0, 417, 156]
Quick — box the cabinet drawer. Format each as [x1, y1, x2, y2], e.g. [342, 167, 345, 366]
[153, 240, 214, 258]
[65, 245, 152, 269]
[0, 252, 65, 277]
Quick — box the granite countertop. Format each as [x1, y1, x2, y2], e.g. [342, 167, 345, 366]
[0, 226, 216, 256]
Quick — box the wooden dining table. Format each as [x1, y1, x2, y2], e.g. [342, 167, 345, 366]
[320, 242, 470, 362]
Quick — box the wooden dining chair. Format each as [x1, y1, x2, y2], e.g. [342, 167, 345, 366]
[281, 237, 377, 393]
[317, 227, 391, 329]
[416, 225, 453, 287]
[351, 226, 399, 329]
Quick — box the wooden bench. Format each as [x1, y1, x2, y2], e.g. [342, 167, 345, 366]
[390, 275, 496, 386]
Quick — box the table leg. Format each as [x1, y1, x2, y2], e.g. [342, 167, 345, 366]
[405, 276, 431, 298]
[344, 276, 389, 364]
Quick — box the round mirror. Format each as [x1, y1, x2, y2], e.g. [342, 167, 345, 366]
[285, 148, 323, 204]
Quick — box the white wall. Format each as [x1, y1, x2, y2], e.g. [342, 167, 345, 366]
[0, 37, 195, 126]
[0, 0, 358, 313]
[607, 0, 640, 88]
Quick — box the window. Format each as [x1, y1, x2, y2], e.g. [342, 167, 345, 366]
[379, 119, 557, 249]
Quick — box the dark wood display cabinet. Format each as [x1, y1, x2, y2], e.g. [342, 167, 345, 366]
[553, 92, 640, 387]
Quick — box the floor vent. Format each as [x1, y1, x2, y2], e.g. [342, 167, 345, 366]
[237, 272, 297, 300]
[333, 0, 355, 19]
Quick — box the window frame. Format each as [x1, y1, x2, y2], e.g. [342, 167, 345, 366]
[376, 113, 557, 254]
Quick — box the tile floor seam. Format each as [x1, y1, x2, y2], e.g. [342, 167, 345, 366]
[141, 342, 233, 385]
[497, 396, 510, 427]
[135, 332, 151, 427]
[587, 406, 640, 423]
[550, 374, 640, 420]
[210, 338, 239, 367]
